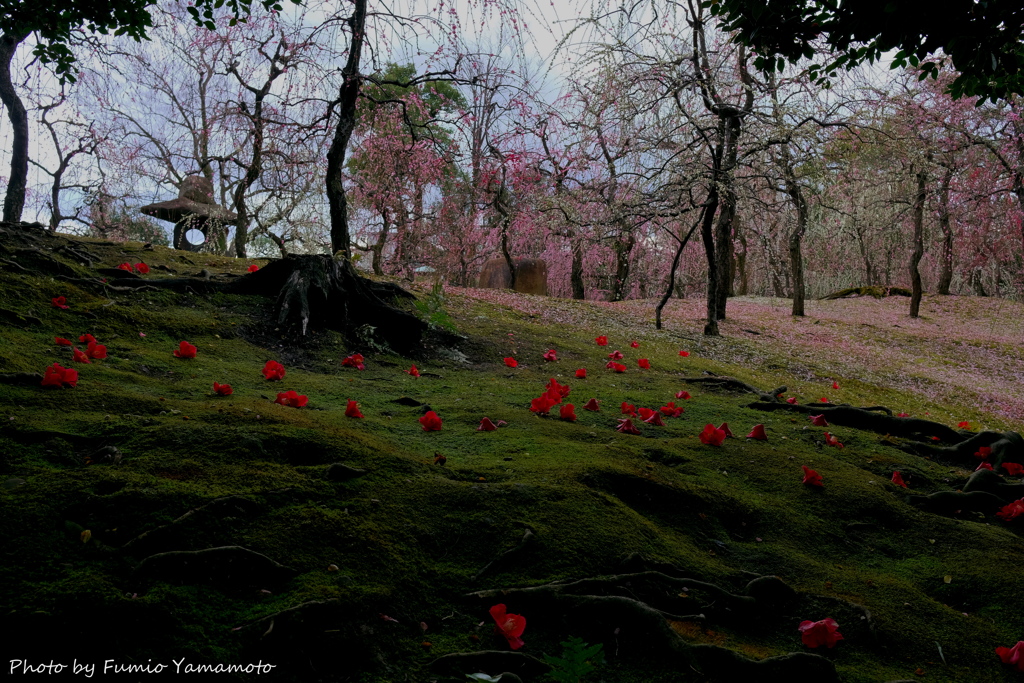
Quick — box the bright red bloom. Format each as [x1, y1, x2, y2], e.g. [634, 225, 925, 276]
[976, 461, 994, 471]
[86, 341, 107, 359]
[897, 412, 910, 417]
[419, 410, 443, 431]
[718, 422, 733, 438]
[630, 340, 639, 348]
[247, 264, 259, 272]
[531, 395, 557, 414]
[116, 262, 133, 272]
[1003, 462, 1024, 476]
[699, 424, 726, 447]
[616, 418, 641, 435]
[638, 358, 650, 369]
[504, 357, 518, 368]
[675, 390, 691, 400]
[824, 432, 844, 449]
[607, 350, 624, 360]
[79, 334, 96, 344]
[41, 363, 77, 388]
[51, 296, 69, 309]
[606, 361, 626, 373]
[583, 398, 600, 411]
[996, 641, 1024, 672]
[489, 604, 526, 651]
[637, 407, 655, 421]
[477, 417, 498, 431]
[621, 402, 637, 416]
[575, 368, 587, 379]
[546, 378, 571, 399]
[975, 446, 993, 459]
[798, 618, 843, 648]
[678, 350, 690, 357]
[801, 466, 824, 487]
[559, 404, 577, 421]
[643, 411, 665, 426]
[831, 381, 840, 390]
[595, 336, 608, 346]
[820, 397, 829, 403]
[407, 365, 420, 378]
[341, 353, 365, 370]
[997, 499, 1024, 522]
[786, 397, 798, 404]
[958, 421, 971, 429]
[173, 341, 197, 359]
[543, 349, 557, 362]
[134, 262, 150, 274]
[275, 390, 307, 408]
[891, 471, 908, 488]
[660, 402, 684, 417]
[262, 360, 286, 381]
[55, 337, 72, 346]
[747, 424, 768, 440]
[809, 414, 829, 427]
[345, 399, 364, 418]
[72, 347, 91, 363]
[213, 382, 233, 396]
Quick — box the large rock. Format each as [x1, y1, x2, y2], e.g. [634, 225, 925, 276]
[478, 258, 548, 295]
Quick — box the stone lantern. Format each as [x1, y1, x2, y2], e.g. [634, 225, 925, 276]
[140, 176, 238, 252]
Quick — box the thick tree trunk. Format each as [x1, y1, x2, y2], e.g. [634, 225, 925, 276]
[0, 31, 30, 224]
[787, 184, 808, 316]
[611, 228, 635, 302]
[936, 166, 954, 295]
[909, 171, 926, 318]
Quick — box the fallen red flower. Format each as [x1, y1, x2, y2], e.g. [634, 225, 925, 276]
[675, 390, 691, 400]
[559, 404, 577, 421]
[820, 397, 829, 403]
[679, 350, 690, 357]
[621, 402, 637, 416]
[975, 446, 992, 459]
[583, 398, 600, 411]
[607, 350, 624, 360]
[531, 395, 557, 414]
[699, 424, 726, 447]
[809, 414, 829, 427]
[407, 365, 420, 378]
[746, 424, 768, 440]
[616, 418, 641, 435]
[606, 361, 626, 373]
[477, 417, 498, 431]
[341, 353, 365, 370]
[630, 340, 639, 348]
[659, 402, 684, 417]
[489, 604, 526, 651]
[173, 341, 197, 359]
[798, 618, 843, 648]
[637, 407, 656, 421]
[897, 412, 910, 417]
[976, 461, 994, 471]
[504, 357, 518, 368]
[275, 390, 307, 408]
[595, 335, 608, 346]
[801, 465, 824, 487]
[643, 411, 665, 426]
[545, 378, 571, 399]
[824, 432, 844, 449]
[958, 421, 971, 429]
[263, 360, 286, 381]
[575, 368, 587, 379]
[419, 410, 443, 431]
[41, 363, 77, 388]
[543, 349, 557, 362]
[116, 262, 133, 271]
[996, 641, 1024, 672]
[345, 399, 364, 418]
[72, 347, 91, 363]
[638, 358, 650, 369]
[1003, 462, 1024, 476]
[832, 381, 840, 390]
[55, 337, 72, 346]
[79, 334, 96, 344]
[86, 341, 107, 359]
[891, 471, 908, 488]
[213, 382, 233, 396]
[247, 264, 259, 272]
[136, 262, 150, 274]
[718, 422, 733, 438]
[51, 296, 69, 309]
[996, 498, 1024, 522]
[786, 397, 798, 404]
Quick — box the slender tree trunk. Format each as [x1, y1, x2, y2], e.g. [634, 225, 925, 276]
[657, 209, 704, 329]
[0, 31, 30, 223]
[326, 0, 367, 256]
[936, 165, 954, 295]
[611, 228, 635, 302]
[787, 184, 809, 316]
[570, 235, 585, 300]
[734, 218, 748, 296]
[701, 186, 721, 336]
[909, 171, 926, 318]
[371, 207, 389, 275]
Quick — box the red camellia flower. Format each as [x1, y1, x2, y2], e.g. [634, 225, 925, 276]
[801, 465, 824, 487]
[630, 340, 639, 348]
[116, 262, 133, 272]
[638, 358, 650, 369]
[607, 350, 624, 360]
[832, 381, 840, 390]
[660, 402, 684, 418]
[262, 360, 286, 381]
[55, 337, 72, 346]
[996, 641, 1024, 672]
[958, 421, 971, 429]
[891, 471, 908, 488]
[699, 424, 726, 447]
[477, 417, 498, 431]
[621, 402, 637, 416]
[786, 397, 798, 404]
[79, 334, 96, 344]
[975, 446, 992, 459]
[675, 390, 691, 400]
[595, 336, 608, 346]
[345, 399, 364, 418]
[489, 604, 526, 651]
[809, 414, 829, 427]
[543, 349, 557, 362]
[997, 499, 1024, 522]
[51, 296, 69, 309]
[86, 341, 107, 359]
[616, 418, 641, 435]
[897, 412, 910, 417]
[341, 353, 365, 370]
[419, 410, 443, 431]
[247, 264, 259, 272]
[407, 365, 420, 378]
[820, 397, 829, 403]
[41, 363, 77, 388]
[504, 357, 518, 368]
[530, 395, 557, 414]
[72, 347, 91, 363]
[275, 390, 308, 408]
[606, 361, 626, 373]
[824, 432, 844, 449]
[643, 411, 665, 426]
[678, 350, 690, 357]
[559, 404, 577, 421]
[173, 341, 197, 359]
[638, 407, 655, 421]
[976, 461, 994, 472]
[213, 382, 233, 396]
[546, 378, 571, 400]
[747, 424, 768, 440]
[798, 618, 843, 648]
[718, 422, 733, 438]
[575, 368, 587, 379]
[1003, 462, 1024, 476]
[583, 398, 600, 411]
[134, 262, 150, 274]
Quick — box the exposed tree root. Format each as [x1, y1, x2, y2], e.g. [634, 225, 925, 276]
[680, 375, 785, 403]
[0, 372, 42, 386]
[133, 545, 296, 592]
[962, 468, 1024, 503]
[122, 495, 263, 552]
[891, 429, 1024, 465]
[473, 526, 535, 581]
[748, 401, 967, 444]
[906, 490, 1006, 516]
[821, 286, 912, 300]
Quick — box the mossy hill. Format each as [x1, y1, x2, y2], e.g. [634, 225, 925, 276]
[1, 225, 1022, 683]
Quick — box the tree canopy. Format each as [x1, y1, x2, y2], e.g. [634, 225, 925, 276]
[706, 0, 1024, 103]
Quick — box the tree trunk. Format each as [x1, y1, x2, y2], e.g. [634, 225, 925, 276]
[787, 183, 808, 316]
[734, 219, 748, 296]
[657, 210, 704, 329]
[570, 235, 585, 300]
[611, 228, 635, 302]
[0, 31, 30, 224]
[909, 171, 926, 318]
[936, 166, 954, 295]
[701, 186, 721, 336]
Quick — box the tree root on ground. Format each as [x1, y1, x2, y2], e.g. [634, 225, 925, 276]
[680, 375, 785, 403]
[962, 468, 1024, 503]
[890, 429, 1024, 466]
[473, 526, 535, 581]
[748, 401, 967, 444]
[122, 495, 264, 553]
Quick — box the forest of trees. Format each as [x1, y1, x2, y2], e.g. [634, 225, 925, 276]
[2, 0, 1023, 328]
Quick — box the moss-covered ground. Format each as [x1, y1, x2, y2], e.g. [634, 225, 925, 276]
[1, 231, 1022, 682]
